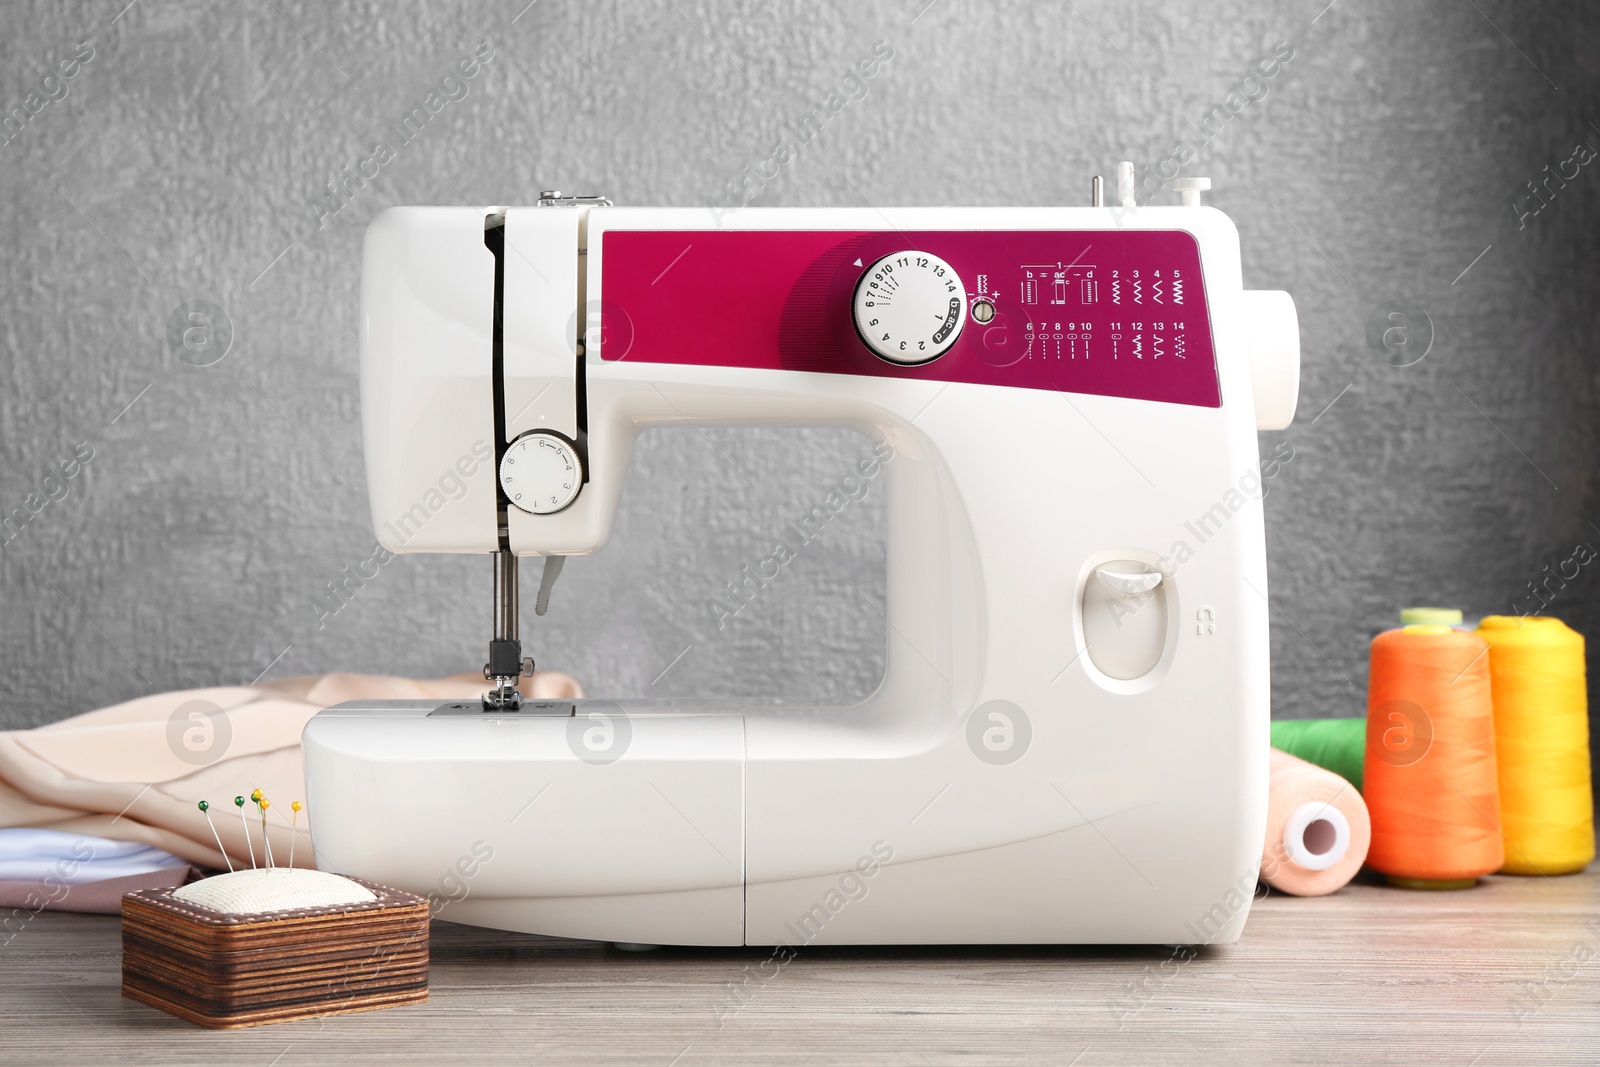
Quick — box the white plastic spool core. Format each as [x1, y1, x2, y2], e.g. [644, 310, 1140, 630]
[1282, 800, 1350, 872]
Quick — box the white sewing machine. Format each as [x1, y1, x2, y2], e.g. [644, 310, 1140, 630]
[303, 169, 1300, 946]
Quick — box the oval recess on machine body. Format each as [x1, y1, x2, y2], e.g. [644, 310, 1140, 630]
[1081, 560, 1169, 682]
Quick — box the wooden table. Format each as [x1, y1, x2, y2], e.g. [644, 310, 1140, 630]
[2, 867, 1596, 1065]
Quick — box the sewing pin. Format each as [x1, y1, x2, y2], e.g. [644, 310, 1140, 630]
[258, 795, 276, 869]
[289, 801, 303, 869]
[235, 795, 256, 869]
[197, 801, 233, 873]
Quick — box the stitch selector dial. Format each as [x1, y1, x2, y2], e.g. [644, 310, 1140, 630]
[852, 251, 967, 365]
[500, 431, 582, 515]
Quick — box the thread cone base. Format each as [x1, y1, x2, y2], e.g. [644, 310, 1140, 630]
[1385, 875, 1477, 890]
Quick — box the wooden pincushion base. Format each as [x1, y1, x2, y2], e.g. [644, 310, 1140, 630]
[121, 877, 429, 1029]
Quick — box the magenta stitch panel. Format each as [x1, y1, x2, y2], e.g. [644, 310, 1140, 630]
[599, 229, 1221, 408]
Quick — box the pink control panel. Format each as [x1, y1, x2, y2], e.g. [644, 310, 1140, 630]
[599, 229, 1221, 408]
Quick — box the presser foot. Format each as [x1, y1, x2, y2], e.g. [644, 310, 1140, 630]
[481, 681, 522, 711]
[481, 656, 535, 711]
[482, 612, 534, 710]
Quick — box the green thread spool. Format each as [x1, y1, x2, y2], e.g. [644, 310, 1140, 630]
[1270, 718, 1366, 792]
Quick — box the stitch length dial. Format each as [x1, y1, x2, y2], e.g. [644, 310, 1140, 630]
[852, 251, 967, 365]
[500, 431, 583, 515]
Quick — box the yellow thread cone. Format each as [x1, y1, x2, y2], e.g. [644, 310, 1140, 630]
[1477, 616, 1595, 875]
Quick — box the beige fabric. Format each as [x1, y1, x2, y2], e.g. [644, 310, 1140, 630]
[0, 671, 583, 871]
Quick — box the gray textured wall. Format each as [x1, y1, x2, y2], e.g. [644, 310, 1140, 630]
[2, 2, 1598, 759]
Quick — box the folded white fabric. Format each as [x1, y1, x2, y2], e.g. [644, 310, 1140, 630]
[0, 827, 187, 884]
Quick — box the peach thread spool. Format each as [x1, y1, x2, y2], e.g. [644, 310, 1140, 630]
[1476, 615, 1594, 875]
[1363, 625, 1503, 889]
[1262, 749, 1371, 896]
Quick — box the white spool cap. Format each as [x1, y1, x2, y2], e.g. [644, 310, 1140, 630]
[1282, 800, 1351, 872]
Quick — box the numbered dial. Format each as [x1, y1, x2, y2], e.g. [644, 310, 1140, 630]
[852, 251, 967, 365]
[500, 431, 582, 515]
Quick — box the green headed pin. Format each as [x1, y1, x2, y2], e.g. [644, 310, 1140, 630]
[197, 800, 232, 873]
[235, 795, 256, 869]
